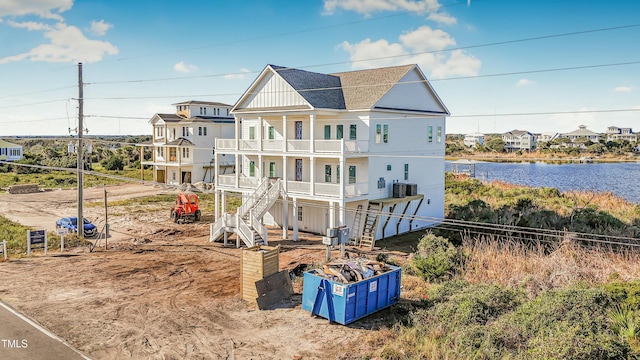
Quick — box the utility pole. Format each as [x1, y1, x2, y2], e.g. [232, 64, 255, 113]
[77, 62, 84, 241]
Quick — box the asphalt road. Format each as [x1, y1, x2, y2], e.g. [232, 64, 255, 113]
[0, 300, 89, 360]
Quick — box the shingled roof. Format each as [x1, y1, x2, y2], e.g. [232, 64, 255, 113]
[269, 64, 416, 111]
[331, 64, 414, 110]
[270, 65, 346, 109]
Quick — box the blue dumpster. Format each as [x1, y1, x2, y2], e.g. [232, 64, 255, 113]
[301, 265, 401, 325]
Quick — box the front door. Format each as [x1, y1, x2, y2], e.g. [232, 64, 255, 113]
[295, 159, 302, 181]
[182, 171, 191, 184]
[295, 121, 302, 140]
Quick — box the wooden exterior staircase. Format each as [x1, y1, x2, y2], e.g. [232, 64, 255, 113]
[210, 178, 283, 247]
[359, 201, 382, 250]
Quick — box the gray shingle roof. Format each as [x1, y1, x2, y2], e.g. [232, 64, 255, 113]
[172, 100, 233, 107]
[270, 64, 416, 111]
[270, 65, 346, 109]
[331, 64, 414, 110]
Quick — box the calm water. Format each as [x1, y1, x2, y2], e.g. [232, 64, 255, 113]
[445, 161, 640, 204]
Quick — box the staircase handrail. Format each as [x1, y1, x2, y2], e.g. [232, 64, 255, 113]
[209, 213, 232, 242]
[251, 179, 282, 219]
[249, 209, 269, 246]
[238, 177, 271, 218]
[236, 214, 255, 248]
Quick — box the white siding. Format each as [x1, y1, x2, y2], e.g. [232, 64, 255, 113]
[242, 72, 310, 109]
[375, 69, 446, 113]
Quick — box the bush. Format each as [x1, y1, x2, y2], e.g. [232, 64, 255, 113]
[104, 155, 124, 171]
[406, 234, 466, 282]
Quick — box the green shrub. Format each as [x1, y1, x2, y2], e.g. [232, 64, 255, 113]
[406, 234, 466, 282]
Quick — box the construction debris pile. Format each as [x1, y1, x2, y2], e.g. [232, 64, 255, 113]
[314, 258, 393, 284]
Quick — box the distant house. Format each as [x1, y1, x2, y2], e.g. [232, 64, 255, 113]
[606, 126, 637, 142]
[537, 132, 560, 143]
[502, 130, 536, 152]
[561, 125, 599, 143]
[463, 132, 484, 148]
[0, 139, 23, 161]
[140, 101, 235, 185]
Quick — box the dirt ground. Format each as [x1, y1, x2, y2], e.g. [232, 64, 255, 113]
[0, 184, 401, 360]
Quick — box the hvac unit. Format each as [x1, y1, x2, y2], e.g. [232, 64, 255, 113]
[392, 183, 406, 198]
[405, 183, 418, 196]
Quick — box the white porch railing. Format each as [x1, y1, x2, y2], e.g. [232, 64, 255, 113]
[346, 182, 369, 197]
[217, 139, 235, 150]
[239, 176, 260, 188]
[344, 140, 369, 153]
[314, 140, 341, 153]
[287, 180, 310, 194]
[315, 183, 340, 197]
[239, 140, 259, 150]
[217, 174, 235, 186]
[263, 140, 284, 151]
[286, 140, 310, 152]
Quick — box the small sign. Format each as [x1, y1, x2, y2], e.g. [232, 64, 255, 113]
[27, 230, 47, 256]
[369, 281, 378, 293]
[332, 283, 344, 297]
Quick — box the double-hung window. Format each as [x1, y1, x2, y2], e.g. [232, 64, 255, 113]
[437, 126, 442, 143]
[383, 124, 389, 143]
[375, 124, 381, 143]
[428, 126, 433, 143]
[348, 165, 356, 184]
[268, 126, 275, 140]
[324, 125, 331, 140]
[336, 125, 343, 139]
[325, 165, 332, 182]
[404, 163, 409, 181]
[349, 124, 357, 140]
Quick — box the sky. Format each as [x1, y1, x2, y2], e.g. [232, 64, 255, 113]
[0, 0, 639, 136]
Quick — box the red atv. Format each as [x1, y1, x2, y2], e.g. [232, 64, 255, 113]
[171, 193, 201, 223]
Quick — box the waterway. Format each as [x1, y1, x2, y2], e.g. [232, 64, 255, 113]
[445, 161, 640, 204]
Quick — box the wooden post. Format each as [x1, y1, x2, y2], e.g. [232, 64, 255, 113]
[140, 146, 144, 181]
[104, 186, 108, 249]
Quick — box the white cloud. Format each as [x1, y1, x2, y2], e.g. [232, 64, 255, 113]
[224, 67, 251, 79]
[427, 11, 456, 25]
[174, 61, 198, 73]
[324, 0, 441, 15]
[0, 23, 118, 64]
[0, 0, 73, 21]
[516, 79, 534, 88]
[340, 26, 480, 79]
[614, 86, 632, 93]
[7, 20, 51, 31]
[399, 25, 455, 51]
[90, 19, 112, 36]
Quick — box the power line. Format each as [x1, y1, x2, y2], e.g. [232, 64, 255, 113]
[0, 85, 76, 100]
[0, 98, 70, 110]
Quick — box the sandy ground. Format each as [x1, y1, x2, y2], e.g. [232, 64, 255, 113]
[0, 184, 388, 359]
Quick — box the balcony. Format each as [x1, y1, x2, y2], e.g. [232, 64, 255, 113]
[217, 175, 368, 199]
[216, 138, 369, 154]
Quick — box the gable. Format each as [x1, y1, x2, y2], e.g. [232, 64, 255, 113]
[374, 67, 448, 114]
[235, 68, 312, 111]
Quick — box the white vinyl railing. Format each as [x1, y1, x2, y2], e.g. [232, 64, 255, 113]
[346, 182, 369, 197]
[239, 176, 260, 188]
[286, 140, 310, 152]
[239, 140, 259, 151]
[287, 180, 310, 194]
[314, 140, 341, 153]
[217, 174, 235, 186]
[236, 214, 255, 248]
[315, 183, 340, 197]
[263, 140, 284, 151]
[216, 138, 235, 150]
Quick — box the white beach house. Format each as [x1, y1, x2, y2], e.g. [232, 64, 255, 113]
[210, 64, 449, 248]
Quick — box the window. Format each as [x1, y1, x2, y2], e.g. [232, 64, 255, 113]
[348, 165, 356, 184]
[249, 126, 255, 140]
[383, 124, 389, 143]
[172, 128, 176, 139]
[428, 125, 433, 143]
[325, 165, 332, 183]
[437, 126, 442, 143]
[386, 164, 392, 172]
[324, 125, 331, 140]
[199, 107, 203, 115]
[376, 124, 381, 143]
[404, 163, 409, 181]
[268, 126, 275, 140]
[336, 164, 340, 183]
[349, 124, 357, 140]
[169, 148, 177, 162]
[203, 127, 207, 136]
[182, 127, 188, 137]
[198, 127, 202, 136]
[249, 161, 255, 177]
[172, 172, 176, 180]
[157, 147, 164, 157]
[203, 107, 207, 115]
[336, 125, 343, 139]
[269, 162, 276, 178]
[297, 206, 303, 221]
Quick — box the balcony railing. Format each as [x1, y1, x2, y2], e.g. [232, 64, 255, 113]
[218, 174, 235, 186]
[287, 180, 310, 194]
[345, 182, 368, 197]
[215, 138, 370, 154]
[315, 183, 340, 197]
